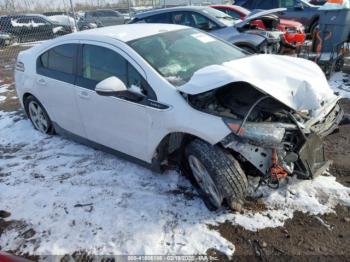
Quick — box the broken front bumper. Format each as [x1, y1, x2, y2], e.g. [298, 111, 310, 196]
[297, 134, 331, 179]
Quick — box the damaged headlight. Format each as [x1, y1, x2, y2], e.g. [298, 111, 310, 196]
[223, 119, 297, 148]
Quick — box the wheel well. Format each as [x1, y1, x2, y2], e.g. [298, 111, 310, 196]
[153, 133, 208, 170]
[22, 93, 37, 115]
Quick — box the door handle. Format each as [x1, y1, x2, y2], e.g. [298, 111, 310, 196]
[78, 90, 90, 100]
[37, 78, 46, 86]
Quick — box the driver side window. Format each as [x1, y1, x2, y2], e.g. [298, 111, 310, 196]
[81, 44, 154, 98]
[190, 12, 218, 31]
[82, 44, 127, 83]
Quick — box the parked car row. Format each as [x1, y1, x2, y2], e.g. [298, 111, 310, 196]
[0, 9, 127, 47]
[235, 0, 325, 34]
[0, 14, 72, 46]
[130, 6, 285, 54]
[211, 5, 306, 47]
[1, 0, 337, 50]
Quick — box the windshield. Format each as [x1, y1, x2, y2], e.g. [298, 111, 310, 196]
[128, 28, 245, 86]
[299, 0, 313, 7]
[201, 7, 240, 26]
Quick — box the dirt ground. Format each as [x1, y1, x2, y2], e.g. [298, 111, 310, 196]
[0, 45, 349, 261]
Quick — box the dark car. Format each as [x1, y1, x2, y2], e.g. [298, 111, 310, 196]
[129, 6, 279, 54]
[0, 31, 16, 47]
[235, 0, 321, 33]
[83, 9, 125, 27]
[309, 0, 327, 5]
[0, 15, 72, 43]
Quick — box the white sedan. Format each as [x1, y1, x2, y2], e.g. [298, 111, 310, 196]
[15, 24, 343, 211]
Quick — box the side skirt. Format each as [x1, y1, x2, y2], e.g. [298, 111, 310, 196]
[52, 122, 162, 173]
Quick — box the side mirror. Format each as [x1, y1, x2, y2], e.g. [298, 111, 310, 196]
[95, 76, 127, 96]
[95, 76, 145, 102]
[294, 3, 304, 10]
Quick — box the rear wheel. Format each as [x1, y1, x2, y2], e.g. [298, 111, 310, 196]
[185, 139, 248, 211]
[24, 96, 54, 134]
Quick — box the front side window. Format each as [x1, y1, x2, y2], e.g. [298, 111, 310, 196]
[81, 45, 153, 97]
[98, 10, 119, 17]
[32, 17, 51, 25]
[224, 9, 243, 19]
[200, 8, 238, 27]
[128, 28, 245, 86]
[82, 45, 127, 83]
[190, 12, 218, 31]
[39, 44, 77, 74]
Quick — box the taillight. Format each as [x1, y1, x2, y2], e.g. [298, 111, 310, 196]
[15, 61, 25, 72]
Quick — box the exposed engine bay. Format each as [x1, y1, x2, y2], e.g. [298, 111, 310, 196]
[238, 14, 287, 52]
[187, 82, 343, 188]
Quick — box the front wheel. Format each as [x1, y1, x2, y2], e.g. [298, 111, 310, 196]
[185, 139, 248, 211]
[24, 96, 54, 134]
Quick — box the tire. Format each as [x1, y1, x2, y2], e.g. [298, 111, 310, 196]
[185, 139, 248, 211]
[24, 96, 54, 135]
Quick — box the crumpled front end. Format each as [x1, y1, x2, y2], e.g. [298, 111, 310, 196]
[186, 78, 343, 181]
[220, 102, 343, 180]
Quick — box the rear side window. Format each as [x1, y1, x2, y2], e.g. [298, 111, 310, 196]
[145, 13, 170, 23]
[39, 44, 77, 74]
[37, 44, 78, 84]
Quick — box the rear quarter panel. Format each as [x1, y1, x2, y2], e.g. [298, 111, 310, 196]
[15, 48, 38, 109]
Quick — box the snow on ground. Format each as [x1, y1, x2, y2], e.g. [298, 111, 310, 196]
[0, 110, 350, 256]
[0, 84, 10, 94]
[0, 75, 350, 256]
[329, 72, 350, 99]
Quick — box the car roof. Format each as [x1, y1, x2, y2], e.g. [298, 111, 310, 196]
[86, 9, 117, 13]
[134, 6, 211, 19]
[69, 23, 187, 42]
[0, 14, 49, 20]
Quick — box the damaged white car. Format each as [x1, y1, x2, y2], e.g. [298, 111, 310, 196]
[15, 24, 343, 211]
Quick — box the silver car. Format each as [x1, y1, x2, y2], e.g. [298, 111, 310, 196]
[84, 9, 125, 27]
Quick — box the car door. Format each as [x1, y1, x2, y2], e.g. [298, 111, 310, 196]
[74, 42, 156, 161]
[278, 0, 309, 24]
[36, 43, 85, 136]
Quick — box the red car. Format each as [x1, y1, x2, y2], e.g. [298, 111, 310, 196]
[211, 5, 306, 47]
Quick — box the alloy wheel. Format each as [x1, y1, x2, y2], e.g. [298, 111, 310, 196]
[28, 101, 49, 133]
[188, 155, 222, 208]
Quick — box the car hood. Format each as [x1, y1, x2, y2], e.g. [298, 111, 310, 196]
[177, 54, 337, 116]
[236, 8, 286, 28]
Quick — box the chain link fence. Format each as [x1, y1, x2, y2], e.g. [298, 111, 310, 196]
[0, 0, 228, 85]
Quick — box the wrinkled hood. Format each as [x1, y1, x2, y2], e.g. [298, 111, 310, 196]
[236, 8, 286, 28]
[178, 54, 337, 116]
